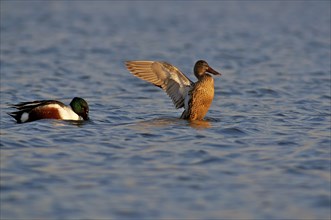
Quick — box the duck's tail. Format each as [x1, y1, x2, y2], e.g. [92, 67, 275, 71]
[7, 111, 24, 123]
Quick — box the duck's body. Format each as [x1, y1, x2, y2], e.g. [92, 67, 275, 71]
[181, 74, 215, 120]
[125, 60, 221, 120]
[8, 97, 89, 123]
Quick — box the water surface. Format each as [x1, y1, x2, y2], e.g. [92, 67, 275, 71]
[1, 1, 330, 219]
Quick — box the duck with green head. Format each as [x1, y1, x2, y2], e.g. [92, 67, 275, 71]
[8, 97, 89, 123]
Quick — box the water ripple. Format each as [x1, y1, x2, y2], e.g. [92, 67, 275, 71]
[1, 1, 330, 220]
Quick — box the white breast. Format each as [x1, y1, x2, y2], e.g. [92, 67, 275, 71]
[47, 104, 81, 120]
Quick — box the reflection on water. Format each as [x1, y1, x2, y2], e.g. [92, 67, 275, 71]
[131, 117, 184, 129]
[188, 120, 211, 129]
[51, 120, 89, 127]
[131, 117, 212, 130]
[1, 1, 330, 220]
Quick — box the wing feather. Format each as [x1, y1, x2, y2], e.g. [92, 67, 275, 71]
[11, 100, 65, 111]
[125, 61, 194, 109]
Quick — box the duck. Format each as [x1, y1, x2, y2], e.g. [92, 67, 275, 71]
[125, 60, 221, 120]
[8, 97, 89, 123]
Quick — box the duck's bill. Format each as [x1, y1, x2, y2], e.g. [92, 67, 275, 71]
[82, 114, 89, 120]
[207, 66, 221, 76]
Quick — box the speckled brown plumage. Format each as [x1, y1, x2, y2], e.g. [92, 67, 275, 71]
[181, 74, 215, 120]
[126, 60, 221, 121]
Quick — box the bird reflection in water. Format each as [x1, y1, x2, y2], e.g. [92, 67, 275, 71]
[132, 117, 212, 130]
[188, 120, 211, 129]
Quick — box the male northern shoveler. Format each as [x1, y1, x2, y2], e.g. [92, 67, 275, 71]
[8, 97, 89, 123]
[125, 60, 221, 120]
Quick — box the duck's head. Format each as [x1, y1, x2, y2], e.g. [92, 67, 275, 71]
[194, 60, 221, 79]
[70, 97, 89, 120]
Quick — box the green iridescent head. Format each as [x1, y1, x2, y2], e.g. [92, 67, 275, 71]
[70, 97, 89, 120]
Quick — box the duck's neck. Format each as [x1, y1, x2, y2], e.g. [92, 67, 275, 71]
[196, 73, 211, 81]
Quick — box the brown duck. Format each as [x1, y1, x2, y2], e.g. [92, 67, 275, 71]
[125, 60, 221, 120]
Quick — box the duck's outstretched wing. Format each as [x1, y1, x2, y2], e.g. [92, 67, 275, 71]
[125, 61, 194, 109]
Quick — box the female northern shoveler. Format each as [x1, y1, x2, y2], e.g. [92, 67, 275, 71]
[125, 60, 221, 120]
[8, 97, 89, 123]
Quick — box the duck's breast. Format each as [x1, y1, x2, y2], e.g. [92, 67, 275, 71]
[189, 75, 215, 120]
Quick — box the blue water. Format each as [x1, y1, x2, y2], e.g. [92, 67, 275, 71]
[1, 1, 330, 219]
